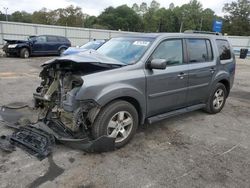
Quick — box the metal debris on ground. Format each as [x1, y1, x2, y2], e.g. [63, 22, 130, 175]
[0, 135, 15, 152]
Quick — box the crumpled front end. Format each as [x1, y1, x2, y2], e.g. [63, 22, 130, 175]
[0, 55, 123, 159]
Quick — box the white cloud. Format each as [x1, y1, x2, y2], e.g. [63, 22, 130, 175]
[0, 0, 234, 16]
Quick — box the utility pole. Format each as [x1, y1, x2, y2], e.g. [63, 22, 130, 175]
[179, 21, 184, 33]
[179, 12, 184, 33]
[3, 7, 8, 21]
[199, 18, 203, 31]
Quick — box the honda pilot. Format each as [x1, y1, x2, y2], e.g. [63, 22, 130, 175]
[33, 32, 235, 149]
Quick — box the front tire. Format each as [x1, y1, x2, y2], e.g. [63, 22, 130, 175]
[205, 83, 227, 114]
[92, 100, 138, 148]
[20, 48, 30, 58]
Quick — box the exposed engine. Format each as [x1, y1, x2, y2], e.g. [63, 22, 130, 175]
[33, 60, 111, 133]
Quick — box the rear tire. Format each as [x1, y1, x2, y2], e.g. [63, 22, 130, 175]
[59, 48, 66, 56]
[92, 100, 138, 148]
[20, 48, 30, 58]
[205, 83, 227, 114]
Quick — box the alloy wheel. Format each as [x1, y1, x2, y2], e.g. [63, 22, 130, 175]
[107, 111, 133, 143]
[213, 88, 225, 110]
[24, 50, 29, 58]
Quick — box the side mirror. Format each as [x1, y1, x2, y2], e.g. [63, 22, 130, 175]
[148, 59, 167, 70]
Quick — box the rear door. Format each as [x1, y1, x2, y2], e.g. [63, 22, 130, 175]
[145, 39, 189, 117]
[46, 36, 59, 54]
[186, 38, 216, 105]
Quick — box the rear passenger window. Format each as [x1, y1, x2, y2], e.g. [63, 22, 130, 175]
[58, 37, 67, 42]
[187, 39, 213, 63]
[47, 36, 58, 42]
[152, 39, 183, 65]
[216, 40, 231, 60]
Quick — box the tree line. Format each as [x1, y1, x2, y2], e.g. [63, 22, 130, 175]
[0, 0, 249, 36]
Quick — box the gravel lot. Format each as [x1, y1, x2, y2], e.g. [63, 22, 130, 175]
[0, 56, 250, 188]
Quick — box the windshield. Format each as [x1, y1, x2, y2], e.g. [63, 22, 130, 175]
[28, 36, 37, 41]
[97, 37, 154, 64]
[80, 41, 105, 50]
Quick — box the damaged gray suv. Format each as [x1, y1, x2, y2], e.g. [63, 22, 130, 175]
[33, 32, 235, 148]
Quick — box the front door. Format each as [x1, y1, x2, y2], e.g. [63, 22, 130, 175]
[145, 39, 189, 117]
[32, 36, 47, 54]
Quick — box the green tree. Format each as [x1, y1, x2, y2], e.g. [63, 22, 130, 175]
[132, 3, 140, 13]
[98, 5, 143, 31]
[32, 8, 52, 25]
[139, 2, 148, 15]
[84, 16, 97, 28]
[143, 8, 158, 32]
[150, 0, 160, 10]
[142, 1, 161, 32]
[223, 0, 250, 35]
[54, 5, 85, 27]
[175, 0, 203, 32]
[156, 8, 178, 32]
[31, 6, 86, 27]
[201, 8, 215, 31]
[10, 11, 32, 23]
[0, 11, 5, 21]
[169, 3, 175, 10]
[143, 7, 178, 32]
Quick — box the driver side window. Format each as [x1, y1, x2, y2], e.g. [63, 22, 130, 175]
[152, 39, 183, 66]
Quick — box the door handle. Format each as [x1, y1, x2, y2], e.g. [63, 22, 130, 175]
[210, 67, 215, 74]
[178, 72, 186, 79]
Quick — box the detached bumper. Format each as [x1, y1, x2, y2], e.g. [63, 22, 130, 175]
[0, 105, 115, 160]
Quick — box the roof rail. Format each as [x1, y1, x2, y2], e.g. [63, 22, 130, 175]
[184, 30, 222, 36]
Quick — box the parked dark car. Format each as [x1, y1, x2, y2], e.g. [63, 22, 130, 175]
[62, 39, 106, 56]
[30, 31, 235, 149]
[3, 35, 71, 58]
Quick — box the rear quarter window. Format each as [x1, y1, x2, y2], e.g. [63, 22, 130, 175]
[216, 39, 231, 60]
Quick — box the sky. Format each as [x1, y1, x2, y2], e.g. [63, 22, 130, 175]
[0, 0, 234, 16]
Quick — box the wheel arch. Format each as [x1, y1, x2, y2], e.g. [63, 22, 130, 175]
[58, 45, 68, 51]
[218, 79, 230, 97]
[20, 45, 31, 53]
[106, 96, 144, 125]
[213, 71, 231, 98]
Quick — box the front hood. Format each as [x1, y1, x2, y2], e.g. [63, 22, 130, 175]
[42, 49, 125, 67]
[4, 39, 28, 44]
